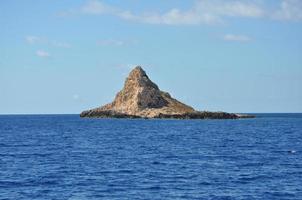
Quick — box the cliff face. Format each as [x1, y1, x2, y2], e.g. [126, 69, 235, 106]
[80, 66, 254, 119]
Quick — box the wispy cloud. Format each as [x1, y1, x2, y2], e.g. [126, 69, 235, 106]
[76, 0, 264, 25]
[223, 34, 251, 42]
[25, 36, 43, 44]
[81, 0, 116, 15]
[61, 0, 302, 25]
[195, 0, 265, 18]
[36, 50, 50, 58]
[25, 36, 71, 48]
[52, 41, 71, 48]
[97, 39, 125, 46]
[96, 39, 138, 46]
[272, 0, 302, 21]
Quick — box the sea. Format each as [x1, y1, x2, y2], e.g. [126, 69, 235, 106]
[0, 114, 301, 200]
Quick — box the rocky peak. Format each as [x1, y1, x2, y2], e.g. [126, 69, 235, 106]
[110, 66, 168, 114]
[124, 66, 159, 90]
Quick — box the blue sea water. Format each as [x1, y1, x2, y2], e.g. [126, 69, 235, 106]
[0, 114, 302, 200]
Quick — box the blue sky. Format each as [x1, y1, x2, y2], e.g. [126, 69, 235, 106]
[1, 0, 302, 114]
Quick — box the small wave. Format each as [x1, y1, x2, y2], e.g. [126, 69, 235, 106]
[237, 175, 271, 182]
[288, 150, 297, 154]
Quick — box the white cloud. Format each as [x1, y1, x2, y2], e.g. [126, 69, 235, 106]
[118, 8, 222, 25]
[272, 0, 302, 21]
[36, 50, 50, 57]
[97, 39, 125, 46]
[25, 36, 42, 44]
[25, 36, 70, 48]
[71, 0, 265, 25]
[195, 0, 265, 17]
[65, 0, 302, 25]
[223, 34, 251, 42]
[52, 41, 71, 48]
[81, 0, 116, 15]
[96, 39, 138, 46]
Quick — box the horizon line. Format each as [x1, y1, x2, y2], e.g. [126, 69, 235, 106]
[1, 112, 302, 115]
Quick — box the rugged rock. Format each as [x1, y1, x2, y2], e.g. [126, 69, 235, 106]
[80, 66, 254, 119]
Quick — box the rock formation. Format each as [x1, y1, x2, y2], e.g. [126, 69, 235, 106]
[80, 66, 254, 119]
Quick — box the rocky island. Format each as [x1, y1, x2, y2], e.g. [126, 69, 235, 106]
[80, 66, 254, 119]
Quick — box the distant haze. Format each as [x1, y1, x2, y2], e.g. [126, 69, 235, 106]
[1, 0, 302, 114]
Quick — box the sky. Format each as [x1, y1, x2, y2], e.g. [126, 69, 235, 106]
[0, 0, 302, 114]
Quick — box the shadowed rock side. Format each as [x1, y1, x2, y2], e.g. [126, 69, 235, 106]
[80, 66, 254, 119]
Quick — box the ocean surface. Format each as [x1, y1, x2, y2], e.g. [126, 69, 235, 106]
[0, 114, 301, 200]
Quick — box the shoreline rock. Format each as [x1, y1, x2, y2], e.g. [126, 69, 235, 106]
[80, 110, 254, 119]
